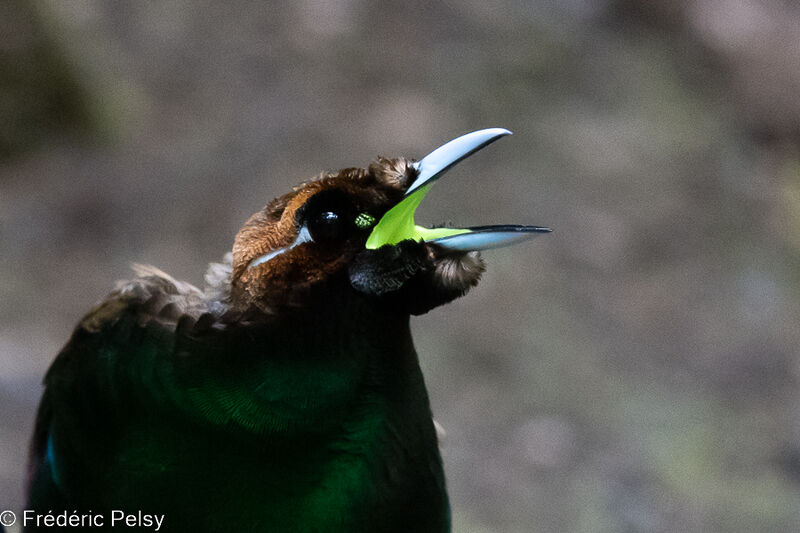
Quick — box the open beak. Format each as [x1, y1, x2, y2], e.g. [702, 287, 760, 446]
[365, 128, 551, 251]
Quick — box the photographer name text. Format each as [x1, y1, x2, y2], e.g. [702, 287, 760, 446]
[23, 510, 164, 530]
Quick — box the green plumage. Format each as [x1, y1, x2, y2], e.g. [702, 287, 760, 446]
[27, 281, 449, 532]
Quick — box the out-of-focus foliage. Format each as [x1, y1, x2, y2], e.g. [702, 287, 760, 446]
[1, 1, 799, 532]
[0, 1, 97, 161]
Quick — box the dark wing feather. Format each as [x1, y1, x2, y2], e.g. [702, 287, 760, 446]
[26, 268, 209, 509]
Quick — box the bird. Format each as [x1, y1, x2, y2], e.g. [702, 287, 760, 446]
[25, 129, 550, 532]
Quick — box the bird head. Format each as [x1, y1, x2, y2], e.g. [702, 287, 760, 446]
[230, 129, 550, 316]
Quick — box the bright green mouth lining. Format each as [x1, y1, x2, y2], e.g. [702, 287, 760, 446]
[365, 184, 470, 250]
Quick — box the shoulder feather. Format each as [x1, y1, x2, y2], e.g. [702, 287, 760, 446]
[80, 258, 231, 333]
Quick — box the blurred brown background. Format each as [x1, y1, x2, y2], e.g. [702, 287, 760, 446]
[2, 1, 800, 531]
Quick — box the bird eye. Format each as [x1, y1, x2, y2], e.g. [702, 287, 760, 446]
[307, 210, 346, 242]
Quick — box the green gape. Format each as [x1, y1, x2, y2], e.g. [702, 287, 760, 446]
[366, 185, 468, 249]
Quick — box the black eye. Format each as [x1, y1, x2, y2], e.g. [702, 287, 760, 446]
[308, 210, 346, 243]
